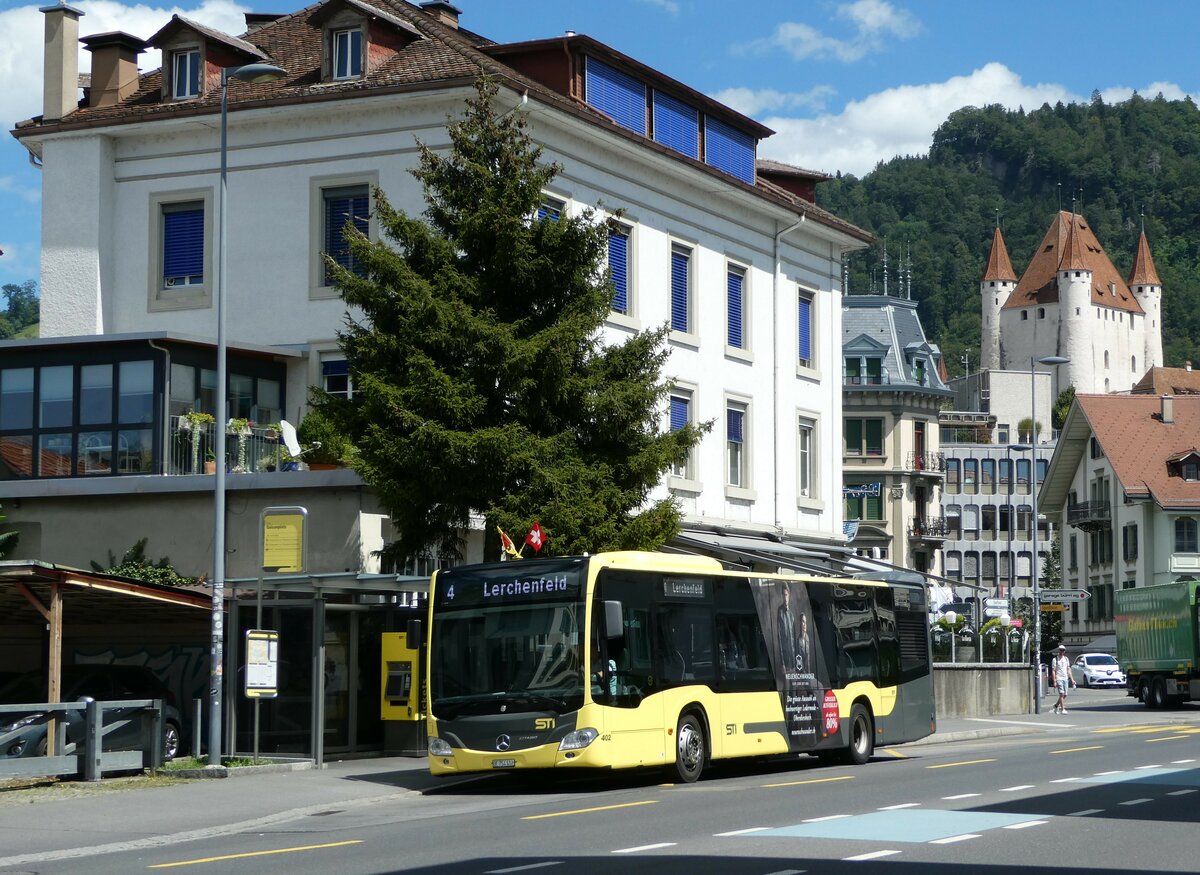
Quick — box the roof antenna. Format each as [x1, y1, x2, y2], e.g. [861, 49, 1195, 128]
[1140, 208, 1145, 235]
[882, 238, 889, 298]
[1057, 182, 1062, 212]
[995, 207, 1000, 229]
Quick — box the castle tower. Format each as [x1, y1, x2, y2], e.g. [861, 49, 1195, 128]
[1128, 229, 1163, 370]
[980, 226, 1016, 370]
[1058, 213, 1093, 392]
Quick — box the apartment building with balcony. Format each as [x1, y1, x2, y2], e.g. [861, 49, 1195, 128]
[841, 294, 953, 576]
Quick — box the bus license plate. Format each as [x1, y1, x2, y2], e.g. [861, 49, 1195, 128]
[492, 758, 516, 769]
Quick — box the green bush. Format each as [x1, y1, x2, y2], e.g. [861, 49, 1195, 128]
[296, 405, 354, 466]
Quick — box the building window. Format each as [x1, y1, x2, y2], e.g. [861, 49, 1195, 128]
[1122, 524, 1138, 561]
[669, 389, 693, 479]
[1184, 461, 1200, 481]
[171, 49, 200, 99]
[726, 402, 747, 487]
[844, 417, 883, 456]
[844, 356, 883, 385]
[322, 185, 371, 285]
[913, 358, 926, 385]
[162, 202, 205, 289]
[797, 417, 814, 498]
[945, 458, 960, 493]
[537, 196, 564, 222]
[1038, 307, 1045, 319]
[332, 27, 363, 79]
[608, 224, 630, 315]
[670, 243, 692, 334]
[1175, 518, 1198, 554]
[1021, 311, 1028, 321]
[727, 264, 746, 349]
[845, 486, 883, 521]
[323, 359, 353, 400]
[797, 292, 814, 368]
[1068, 534, 1078, 570]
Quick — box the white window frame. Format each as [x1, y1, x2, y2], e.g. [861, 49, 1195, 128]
[147, 188, 214, 312]
[171, 48, 201, 100]
[797, 285, 818, 376]
[724, 395, 755, 501]
[332, 26, 364, 79]
[796, 411, 823, 510]
[605, 219, 639, 331]
[668, 240, 698, 346]
[725, 259, 751, 359]
[666, 382, 701, 493]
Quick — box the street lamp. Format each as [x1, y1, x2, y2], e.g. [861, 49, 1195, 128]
[209, 62, 287, 767]
[1025, 354, 1069, 715]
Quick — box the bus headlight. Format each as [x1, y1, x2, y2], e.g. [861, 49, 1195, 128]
[428, 737, 453, 757]
[558, 727, 599, 751]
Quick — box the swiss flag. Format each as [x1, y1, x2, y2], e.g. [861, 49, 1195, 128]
[524, 522, 546, 554]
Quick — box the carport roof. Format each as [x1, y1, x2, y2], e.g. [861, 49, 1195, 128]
[0, 560, 211, 626]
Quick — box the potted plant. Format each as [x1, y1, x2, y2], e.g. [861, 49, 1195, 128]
[226, 417, 254, 472]
[204, 450, 216, 474]
[181, 411, 215, 474]
[296, 406, 352, 470]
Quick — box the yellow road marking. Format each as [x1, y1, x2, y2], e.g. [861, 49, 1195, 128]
[522, 800, 657, 820]
[148, 840, 362, 868]
[763, 774, 857, 788]
[879, 748, 908, 759]
[925, 759, 996, 770]
[1147, 735, 1191, 743]
[1050, 746, 1104, 754]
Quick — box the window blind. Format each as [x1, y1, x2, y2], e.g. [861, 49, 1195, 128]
[585, 57, 647, 136]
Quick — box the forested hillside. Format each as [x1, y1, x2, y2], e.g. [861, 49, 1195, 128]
[818, 94, 1200, 377]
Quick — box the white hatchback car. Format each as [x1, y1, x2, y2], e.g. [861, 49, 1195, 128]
[1070, 653, 1126, 688]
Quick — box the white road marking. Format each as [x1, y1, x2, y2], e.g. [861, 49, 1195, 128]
[1068, 809, 1105, 816]
[1135, 764, 1162, 769]
[1171, 759, 1196, 764]
[612, 843, 676, 854]
[965, 717, 1049, 727]
[1003, 821, 1048, 830]
[1119, 798, 1152, 806]
[878, 803, 921, 810]
[1093, 771, 1122, 776]
[930, 834, 980, 844]
[1167, 789, 1197, 796]
[803, 814, 853, 823]
[1000, 785, 1035, 792]
[761, 870, 805, 875]
[714, 827, 770, 837]
[1050, 777, 1081, 783]
[843, 850, 901, 861]
[485, 864, 563, 874]
[942, 793, 980, 800]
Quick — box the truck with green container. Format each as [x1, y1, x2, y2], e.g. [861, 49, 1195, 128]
[1114, 579, 1200, 708]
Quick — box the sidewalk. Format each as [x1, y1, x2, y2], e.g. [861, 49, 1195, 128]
[0, 695, 1190, 868]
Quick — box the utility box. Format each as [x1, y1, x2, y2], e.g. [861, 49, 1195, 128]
[381, 631, 427, 757]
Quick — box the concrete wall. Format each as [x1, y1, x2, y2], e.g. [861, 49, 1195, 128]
[934, 663, 1032, 717]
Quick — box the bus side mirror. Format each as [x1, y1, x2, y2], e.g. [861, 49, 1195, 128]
[604, 601, 624, 640]
[406, 618, 423, 647]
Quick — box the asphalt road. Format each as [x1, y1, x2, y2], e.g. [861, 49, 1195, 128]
[9, 693, 1200, 875]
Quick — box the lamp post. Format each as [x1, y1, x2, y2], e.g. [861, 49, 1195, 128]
[1025, 354, 1069, 715]
[209, 62, 287, 767]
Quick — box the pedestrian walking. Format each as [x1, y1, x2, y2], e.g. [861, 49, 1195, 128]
[1051, 644, 1075, 714]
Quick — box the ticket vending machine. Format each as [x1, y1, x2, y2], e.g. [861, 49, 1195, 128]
[380, 621, 425, 756]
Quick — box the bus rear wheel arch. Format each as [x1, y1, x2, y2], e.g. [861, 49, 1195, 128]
[673, 709, 707, 783]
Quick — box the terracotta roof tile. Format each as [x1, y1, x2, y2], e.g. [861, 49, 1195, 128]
[1128, 230, 1162, 286]
[1002, 211, 1143, 315]
[981, 226, 1016, 282]
[1131, 366, 1200, 395]
[1078, 394, 1200, 508]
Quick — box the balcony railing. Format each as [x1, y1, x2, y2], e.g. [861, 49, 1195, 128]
[909, 516, 949, 540]
[843, 366, 892, 386]
[169, 417, 295, 476]
[907, 451, 946, 474]
[1067, 500, 1111, 531]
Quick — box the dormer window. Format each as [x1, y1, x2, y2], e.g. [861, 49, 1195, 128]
[172, 49, 200, 99]
[332, 27, 363, 79]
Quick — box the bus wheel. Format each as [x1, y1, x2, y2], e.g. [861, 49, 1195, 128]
[674, 712, 705, 783]
[845, 704, 874, 765]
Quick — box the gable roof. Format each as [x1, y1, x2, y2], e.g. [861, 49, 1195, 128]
[1042, 394, 1200, 512]
[147, 15, 268, 60]
[1132, 365, 1200, 395]
[1003, 211, 1143, 315]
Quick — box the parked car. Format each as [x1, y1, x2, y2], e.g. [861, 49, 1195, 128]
[1071, 653, 1126, 688]
[0, 665, 184, 760]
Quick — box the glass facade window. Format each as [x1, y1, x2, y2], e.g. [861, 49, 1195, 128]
[80, 364, 113, 425]
[39, 433, 73, 477]
[0, 367, 33, 430]
[118, 361, 154, 424]
[169, 364, 195, 418]
[78, 430, 113, 476]
[726, 403, 747, 487]
[229, 373, 254, 420]
[256, 378, 281, 424]
[39, 366, 73, 429]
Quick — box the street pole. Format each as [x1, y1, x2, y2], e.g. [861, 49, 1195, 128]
[208, 63, 287, 766]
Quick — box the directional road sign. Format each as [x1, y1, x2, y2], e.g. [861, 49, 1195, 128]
[1040, 589, 1090, 603]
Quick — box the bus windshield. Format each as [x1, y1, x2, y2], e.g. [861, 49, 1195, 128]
[430, 560, 587, 720]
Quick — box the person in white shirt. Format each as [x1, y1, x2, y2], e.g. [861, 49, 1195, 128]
[1051, 644, 1075, 714]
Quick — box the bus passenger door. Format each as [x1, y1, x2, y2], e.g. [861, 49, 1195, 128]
[593, 591, 664, 768]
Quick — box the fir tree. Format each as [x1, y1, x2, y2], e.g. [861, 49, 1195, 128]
[323, 75, 706, 564]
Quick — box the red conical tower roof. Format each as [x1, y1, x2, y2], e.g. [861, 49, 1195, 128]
[982, 226, 1017, 282]
[1128, 231, 1162, 286]
[1060, 213, 1088, 271]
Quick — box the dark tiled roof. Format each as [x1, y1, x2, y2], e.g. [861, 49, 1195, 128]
[1003, 211, 1143, 315]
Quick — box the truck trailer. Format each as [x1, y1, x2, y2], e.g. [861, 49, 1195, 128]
[1114, 579, 1200, 708]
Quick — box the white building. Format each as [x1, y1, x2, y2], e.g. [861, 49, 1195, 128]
[980, 214, 1163, 398]
[5, 0, 871, 577]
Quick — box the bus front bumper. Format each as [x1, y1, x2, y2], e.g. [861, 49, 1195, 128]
[428, 741, 605, 776]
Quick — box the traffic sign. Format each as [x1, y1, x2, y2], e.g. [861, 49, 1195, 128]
[984, 606, 1009, 618]
[985, 598, 1008, 609]
[1040, 603, 1067, 612]
[1040, 589, 1090, 603]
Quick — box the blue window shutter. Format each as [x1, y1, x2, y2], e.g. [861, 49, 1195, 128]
[704, 116, 756, 184]
[322, 360, 349, 378]
[670, 395, 688, 432]
[670, 248, 689, 332]
[324, 188, 370, 283]
[537, 199, 562, 221]
[727, 407, 744, 444]
[609, 229, 629, 314]
[727, 268, 744, 348]
[163, 207, 204, 281]
[652, 90, 699, 159]
[798, 296, 812, 363]
[585, 57, 647, 135]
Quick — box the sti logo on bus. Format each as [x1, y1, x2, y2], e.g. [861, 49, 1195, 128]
[535, 718, 555, 730]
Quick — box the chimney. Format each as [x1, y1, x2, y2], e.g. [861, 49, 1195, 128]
[40, 2, 85, 122]
[419, 1, 461, 28]
[1187, 361, 1193, 372]
[1162, 394, 1174, 425]
[81, 32, 144, 108]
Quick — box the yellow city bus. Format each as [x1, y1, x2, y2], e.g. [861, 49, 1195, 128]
[425, 551, 934, 782]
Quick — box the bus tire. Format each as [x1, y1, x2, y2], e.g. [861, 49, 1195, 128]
[673, 712, 705, 783]
[845, 704, 874, 765]
[1148, 677, 1168, 710]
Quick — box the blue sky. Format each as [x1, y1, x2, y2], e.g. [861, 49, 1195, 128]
[1, 0, 1196, 287]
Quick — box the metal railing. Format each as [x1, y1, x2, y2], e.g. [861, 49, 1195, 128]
[908, 516, 949, 539]
[907, 451, 946, 473]
[169, 418, 296, 476]
[1067, 500, 1112, 528]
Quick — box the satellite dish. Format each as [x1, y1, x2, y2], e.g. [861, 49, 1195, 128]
[279, 420, 304, 458]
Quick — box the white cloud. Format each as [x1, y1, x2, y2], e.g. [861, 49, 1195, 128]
[0, 0, 249, 131]
[1099, 81, 1190, 104]
[637, 0, 680, 13]
[710, 85, 837, 116]
[757, 62, 1081, 177]
[735, 0, 920, 63]
[0, 176, 40, 206]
